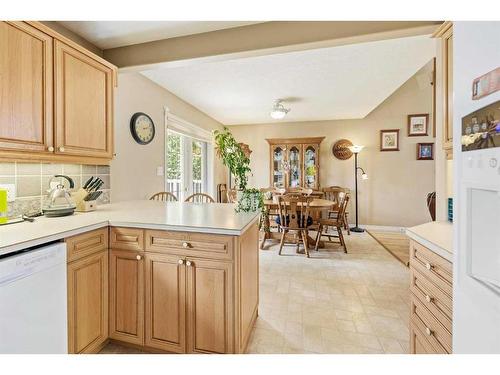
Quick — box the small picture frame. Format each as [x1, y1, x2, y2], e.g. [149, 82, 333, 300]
[380, 129, 400, 151]
[408, 114, 429, 136]
[417, 143, 434, 160]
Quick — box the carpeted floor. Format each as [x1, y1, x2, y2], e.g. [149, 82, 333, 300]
[366, 230, 410, 266]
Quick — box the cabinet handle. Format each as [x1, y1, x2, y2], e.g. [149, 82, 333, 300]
[425, 327, 433, 336]
[425, 262, 433, 270]
[182, 242, 190, 248]
[136, 255, 142, 260]
[186, 260, 192, 267]
[48, 146, 54, 152]
[59, 146, 65, 152]
[178, 259, 184, 265]
[425, 295, 433, 303]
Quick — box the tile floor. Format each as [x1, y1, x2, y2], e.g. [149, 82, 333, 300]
[100, 231, 410, 354]
[247, 231, 410, 354]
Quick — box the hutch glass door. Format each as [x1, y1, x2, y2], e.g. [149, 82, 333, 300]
[272, 146, 286, 188]
[303, 144, 319, 189]
[288, 145, 302, 188]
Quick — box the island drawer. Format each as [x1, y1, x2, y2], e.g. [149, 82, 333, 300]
[145, 230, 234, 260]
[410, 268, 452, 332]
[410, 295, 451, 353]
[66, 228, 108, 263]
[410, 319, 445, 354]
[410, 240, 452, 296]
[110, 227, 145, 251]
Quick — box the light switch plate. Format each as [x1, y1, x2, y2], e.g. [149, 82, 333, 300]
[0, 184, 16, 202]
[156, 166, 164, 177]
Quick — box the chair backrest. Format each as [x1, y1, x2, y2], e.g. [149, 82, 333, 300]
[184, 193, 215, 203]
[149, 191, 178, 202]
[336, 193, 350, 225]
[286, 187, 313, 196]
[226, 189, 237, 203]
[323, 186, 349, 204]
[277, 193, 313, 230]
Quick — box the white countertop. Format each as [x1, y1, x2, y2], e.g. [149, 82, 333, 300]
[0, 200, 259, 257]
[406, 221, 453, 262]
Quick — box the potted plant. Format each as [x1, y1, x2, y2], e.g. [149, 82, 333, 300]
[213, 128, 262, 212]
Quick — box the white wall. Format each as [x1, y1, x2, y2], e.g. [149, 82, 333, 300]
[453, 22, 500, 353]
[229, 63, 436, 227]
[111, 72, 224, 202]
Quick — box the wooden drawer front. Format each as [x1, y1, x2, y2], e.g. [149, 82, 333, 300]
[411, 297, 451, 353]
[410, 240, 452, 296]
[145, 230, 233, 260]
[66, 228, 108, 263]
[110, 227, 144, 251]
[410, 268, 452, 332]
[410, 321, 443, 354]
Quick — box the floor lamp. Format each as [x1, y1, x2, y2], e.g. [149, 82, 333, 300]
[348, 145, 368, 233]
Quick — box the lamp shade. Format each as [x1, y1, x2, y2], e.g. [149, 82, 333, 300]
[362, 173, 368, 180]
[348, 145, 364, 153]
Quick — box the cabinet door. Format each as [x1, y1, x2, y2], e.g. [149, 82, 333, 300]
[67, 250, 108, 354]
[109, 249, 144, 345]
[186, 259, 233, 353]
[287, 144, 303, 188]
[303, 144, 320, 189]
[442, 27, 453, 151]
[0, 21, 53, 153]
[54, 40, 114, 159]
[145, 253, 186, 353]
[270, 145, 286, 188]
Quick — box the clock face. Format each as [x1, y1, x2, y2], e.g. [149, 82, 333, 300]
[130, 113, 155, 145]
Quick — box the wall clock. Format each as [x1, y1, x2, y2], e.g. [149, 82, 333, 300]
[130, 112, 155, 145]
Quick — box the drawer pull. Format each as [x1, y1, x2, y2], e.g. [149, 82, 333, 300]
[59, 146, 65, 152]
[48, 146, 54, 152]
[186, 260, 192, 267]
[425, 262, 433, 270]
[182, 242, 190, 248]
[136, 255, 142, 261]
[425, 295, 433, 303]
[178, 259, 184, 265]
[425, 327, 433, 336]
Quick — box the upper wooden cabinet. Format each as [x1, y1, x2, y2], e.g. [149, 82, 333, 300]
[0, 21, 116, 164]
[267, 137, 324, 190]
[433, 22, 453, 157]
[54, 41, 114, 159]
[0, 22, 53, 153]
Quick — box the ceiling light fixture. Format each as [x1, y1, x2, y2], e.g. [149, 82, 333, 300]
[270, 99, 290, 120]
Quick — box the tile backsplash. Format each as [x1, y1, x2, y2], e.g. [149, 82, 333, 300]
[0, 162, 111, 217]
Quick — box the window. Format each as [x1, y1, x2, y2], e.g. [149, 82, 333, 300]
[165, 111, 213, 201]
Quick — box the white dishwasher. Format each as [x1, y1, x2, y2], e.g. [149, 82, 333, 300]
[0, 242, 68, 354]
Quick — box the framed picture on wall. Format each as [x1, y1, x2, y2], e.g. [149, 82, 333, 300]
[417, 143, 434, 160]
[408, 114, 429, 136]
[380, 129, 400, 151]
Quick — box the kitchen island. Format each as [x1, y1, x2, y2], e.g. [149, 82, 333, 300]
[0, 201, 260, 354]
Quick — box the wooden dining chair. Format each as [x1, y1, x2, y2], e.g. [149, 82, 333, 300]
[276, 193, 314, 258]
[226, 189, 237, 203]
[184, 193, 215, 203]
[322, 186, 351, 235]
[149, 191, 178, 202]
[315, 194, 350, 253]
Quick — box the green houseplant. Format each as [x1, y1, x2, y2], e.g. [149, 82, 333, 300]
[213, 128, 262, 213]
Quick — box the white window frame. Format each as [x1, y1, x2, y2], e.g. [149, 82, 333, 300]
[164, 107, 215, 199]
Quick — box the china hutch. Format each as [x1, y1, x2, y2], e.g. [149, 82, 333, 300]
[266, 137, 325, 190]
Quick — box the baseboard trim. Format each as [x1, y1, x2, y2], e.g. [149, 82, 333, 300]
[348, 224, 407, 233]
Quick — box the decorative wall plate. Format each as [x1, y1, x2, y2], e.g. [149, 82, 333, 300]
[332, 139, 353, 160]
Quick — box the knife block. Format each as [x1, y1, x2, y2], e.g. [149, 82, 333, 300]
[73, 188, 97, 212]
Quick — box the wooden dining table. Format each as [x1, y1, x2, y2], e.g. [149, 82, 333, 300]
[259, 198, 336, 250]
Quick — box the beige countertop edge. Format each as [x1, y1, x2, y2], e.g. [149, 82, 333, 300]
[0, 215, 260, 258]
[406, 221, 453, 263]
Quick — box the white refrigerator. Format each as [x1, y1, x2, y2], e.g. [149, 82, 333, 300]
[453, 21, 500, 353]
